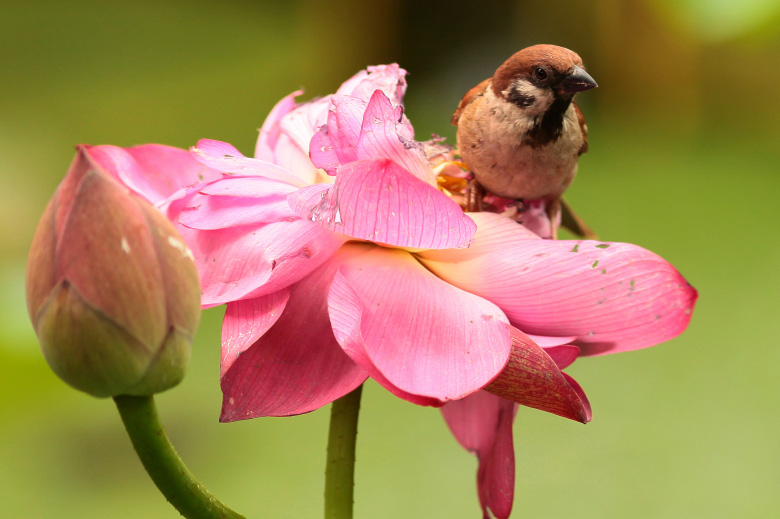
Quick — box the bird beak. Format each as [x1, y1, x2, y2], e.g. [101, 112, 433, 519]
[558, 65, 598, 94]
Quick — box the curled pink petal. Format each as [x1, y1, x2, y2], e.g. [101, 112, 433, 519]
[221, 290, 290, 376]
[220, 252, 367, 420]
[288, 158, 476, 249]
[194, 219, 346, 306]
[328, 245, 511, 402]
[192, 139, 307, 187]
[309, 95, 367, 173]
[485, 327, 592, 423]
[328, 268, 441, 407]
[85, 144, 221, 204]
[419, 212, 698, 355]
[442, 392, 516, 519]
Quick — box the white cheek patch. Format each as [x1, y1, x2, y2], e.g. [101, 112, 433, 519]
[504, 79, 553, 114]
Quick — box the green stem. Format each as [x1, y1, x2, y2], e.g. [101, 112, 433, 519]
[324, 385, 363, 519]
[114, 395, 246, 519]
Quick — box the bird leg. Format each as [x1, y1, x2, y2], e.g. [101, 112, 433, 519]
[559, 197, 598, 240]
[465, 179, 485, 212]
[545, 197, 561, 240]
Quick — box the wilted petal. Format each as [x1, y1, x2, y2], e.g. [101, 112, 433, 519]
[442, 392, 516, 519]
[192, 139, 307, 187]
[289, 158, 476, 249]
[419, 212, 698, 355]
[85, 144, 221, 204]
[327, 245, 511, 403]
[221, 290, 290, 376]
[220, 250, 367, 420]
[193, 219, 346, 306]
[485, 327, 591, 423]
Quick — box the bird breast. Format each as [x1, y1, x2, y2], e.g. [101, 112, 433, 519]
[457, 86, 584, 200]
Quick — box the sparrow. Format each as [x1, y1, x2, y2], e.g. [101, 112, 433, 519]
[452, 44, 597, 238]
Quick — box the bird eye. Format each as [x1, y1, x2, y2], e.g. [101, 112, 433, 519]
[533, 67, 548, 81]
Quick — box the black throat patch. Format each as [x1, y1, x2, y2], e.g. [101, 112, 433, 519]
[525, 95, 573, 148]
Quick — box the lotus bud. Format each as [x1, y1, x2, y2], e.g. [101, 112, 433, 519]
[26, 146, 201, 397]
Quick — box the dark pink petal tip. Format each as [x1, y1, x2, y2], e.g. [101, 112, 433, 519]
[485, 327, 592, 423]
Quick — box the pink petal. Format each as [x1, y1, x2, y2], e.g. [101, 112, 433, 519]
[525, 335, 580, 368]
[255, 89, 303, 161]
[221, 290, 290, 376]
[328, 268, 441, 407]
[85, 144, 221, 204]
[442, 391, 516, 519]
[220, 251, 367, 420]
[288, 158, 476, 249]
[526, 334, 578, 348]
[192, 139, 307, 187]
[328, 244, 511, 403]
[309, 95, 366, 173]
[178, 177, 297, 230]
[419, 212, 698, 356]
[542, 345, 581, 370]
[485, 327, 592, 423]
[193, 219, 346, 306]
[336, 64, 408, 104]
[356, 90, 433, 186]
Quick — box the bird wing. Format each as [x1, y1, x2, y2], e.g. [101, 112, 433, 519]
[574, 102, 588, 155]
[451, 78, 490, 125]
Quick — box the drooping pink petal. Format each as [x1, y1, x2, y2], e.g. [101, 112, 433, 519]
[177, 177, 297, 230]
[328, 269, 441, 407]
[192, 139, 307, 187]
[220, 249, 367, 420]
[442, 391, 516, 519]
[327, 244, 511, 403]
[85, 144, 221, 204]
[221, 289, 290, 376]
[191, 219, 346, 306]
[255, 89, 303, 160]
[289, 158, 476, 249]
[419, 212, 698, 356]
[484, 327, 592, 423]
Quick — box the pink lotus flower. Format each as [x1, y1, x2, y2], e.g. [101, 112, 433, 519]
[86, 65, 697, 519]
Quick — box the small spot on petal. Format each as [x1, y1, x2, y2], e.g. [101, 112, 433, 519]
[121, 237, 131, 254]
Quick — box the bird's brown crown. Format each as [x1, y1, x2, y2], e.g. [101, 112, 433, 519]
[491, 44, 584, 96]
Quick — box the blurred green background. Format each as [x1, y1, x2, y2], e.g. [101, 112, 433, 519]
[3, 0, 780, 517]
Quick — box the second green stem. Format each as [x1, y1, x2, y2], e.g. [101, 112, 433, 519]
[324, 384, 363, 519]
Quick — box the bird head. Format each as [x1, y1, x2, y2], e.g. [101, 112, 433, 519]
[491, 44, 597, 116]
